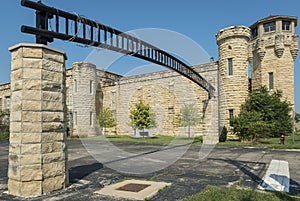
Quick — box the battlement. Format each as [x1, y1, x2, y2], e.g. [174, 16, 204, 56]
[216, 26, 251, 45]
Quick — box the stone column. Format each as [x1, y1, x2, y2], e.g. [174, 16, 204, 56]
[8, 43, 68, 197]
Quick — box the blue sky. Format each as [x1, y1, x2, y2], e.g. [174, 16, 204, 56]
[0, 0, 299, 113]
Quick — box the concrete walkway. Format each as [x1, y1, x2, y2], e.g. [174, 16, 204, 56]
[259, 159, 290, 192]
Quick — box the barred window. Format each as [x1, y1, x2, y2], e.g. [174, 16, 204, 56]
[269, 72, 274, 90]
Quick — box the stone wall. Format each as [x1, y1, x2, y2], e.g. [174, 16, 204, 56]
[0, 83, 10, 111]
[102, 62, 218, 138]
[216, 26, 251, 131]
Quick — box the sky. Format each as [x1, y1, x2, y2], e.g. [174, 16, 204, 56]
[0, 0, 299, 113]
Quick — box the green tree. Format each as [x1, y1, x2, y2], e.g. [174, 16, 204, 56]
[231, 86, 292, 142]
[129, 101, 156, 132]
[97, 107, 116, 135]
[0, 110, 9, 132]
[175, 103, 201, 139]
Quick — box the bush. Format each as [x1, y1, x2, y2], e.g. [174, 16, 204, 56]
[219, 126, 227, 142]
[0, 132, 9, 140]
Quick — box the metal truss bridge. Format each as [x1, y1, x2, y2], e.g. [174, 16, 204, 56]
[21, 0, 215, 98]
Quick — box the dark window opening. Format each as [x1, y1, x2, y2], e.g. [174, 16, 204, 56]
[228, 58, 233, 76]
[251, 27, 258, 38]
[263, 21, 276, 33]
[269, 72, 274, 90]
[282, 21, 291, 31]
[229, 109, 234, 126]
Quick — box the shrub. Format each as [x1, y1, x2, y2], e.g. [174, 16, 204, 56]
[219, 126, 227, 142]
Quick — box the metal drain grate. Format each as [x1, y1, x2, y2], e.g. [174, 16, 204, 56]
[116, 183, 151, 192]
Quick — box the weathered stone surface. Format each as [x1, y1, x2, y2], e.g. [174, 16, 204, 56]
[21, 154, 41, 165]
[41, 132, 64, 142]
[23, 90, 42, 101]
[42, 152, 64, 164]
[22, 122, 42, 133]
[20, 181, 42, 197]
[43, 175, 65, 193]
[22, 47, 43, 59]
[21, 143, 41, 155]
[21, 165, 42, 181]
[21, 133, 42, 144]
[43, 161, 64, 178]
[8, 43, 68, 197]
[22, 111, 41, 122]
[42, 142, 63, 153]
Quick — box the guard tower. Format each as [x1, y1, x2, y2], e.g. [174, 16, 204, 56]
[216, 26, 251, 128]
[249, 15, 298, 110]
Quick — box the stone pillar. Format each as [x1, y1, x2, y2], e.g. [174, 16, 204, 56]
[8, 43, 68, 197]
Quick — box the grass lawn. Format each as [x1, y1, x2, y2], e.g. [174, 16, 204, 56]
[218, 132, 300, 149]
[70, 134, 203, 145]
[181, 185, 300, 201]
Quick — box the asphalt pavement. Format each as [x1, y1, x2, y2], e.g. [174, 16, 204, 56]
[0, 140, 299, 201]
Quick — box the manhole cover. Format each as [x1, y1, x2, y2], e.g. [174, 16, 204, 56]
[116, 183, 151, 192]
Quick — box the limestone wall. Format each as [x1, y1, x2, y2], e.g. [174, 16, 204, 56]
[0, 83, 11, 111]
[216, 26, 251, 130]
[102, 62, 218, 137]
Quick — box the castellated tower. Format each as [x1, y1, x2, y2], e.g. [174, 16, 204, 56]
[72, 62, 98, 136]
[216, 26, 251, 129]
[249, 16, 298, 110]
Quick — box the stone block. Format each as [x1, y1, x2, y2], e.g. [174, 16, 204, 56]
[42, 142, 63, 153]
[21, 133, 41, 144]
[42, 70, 63, 83]
[23, 90, 42, 101]
[11, 58, 23, 71]
[22, 100, 41, 111]
[21, 165, 42, 181]
[42, 112, 64, 122]
[11, 69, 23, 80]
[21, 143, 41, 155]
[23, 68, 41, 79]
[22, 111, 41, 122]
[10, 122, 22, 133]
[42, 101, 63, 111]
[42, 81, 62, 92]
[8, 179, 21, 196]
[8, 154, 21, 166]
[21, 154, 41, 165]
[11, 80, 23, 92]
[43, 48, 65, 63]
[43, 59, 64, 72]
[21, 181, 42, 197]
[23, 80, 42, 90]
[11, 90, 22, 102]
[8, 165, 21, 180]
[9, 143, 21, 155]
[43, 152, 63, 164]
[22, 122, 42, 133]
[42, 91, 62, 102]
[11, 47, 23, 60]
[11, 101, 22, 111]
[42, 122, 63, 132]
[10, 111, 22, 122]
[43, 161, 64, 178]
[23, 58, 42, 69]
[22, 47, 43, 58]
[43, 175, 65, 194]
[42, 132, 64, 142]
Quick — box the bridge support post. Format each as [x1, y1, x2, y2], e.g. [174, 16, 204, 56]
[8, 43, 68, 197]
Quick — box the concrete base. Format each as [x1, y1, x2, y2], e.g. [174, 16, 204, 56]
[96, 179, 171, 200]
